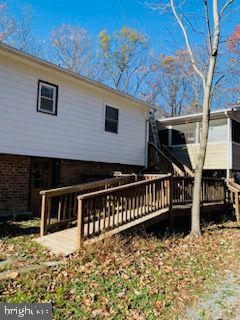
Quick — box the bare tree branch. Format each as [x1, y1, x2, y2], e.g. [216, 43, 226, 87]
[170, 0, 206, 84]
[203, 0, 212, 53]
[220, 0, 234, 18]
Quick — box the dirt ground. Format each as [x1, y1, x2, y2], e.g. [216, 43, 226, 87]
[186, 271, 240, 320]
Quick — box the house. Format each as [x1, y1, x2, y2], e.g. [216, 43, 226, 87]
[0, 43, 153, 216]
[157, 108, 240, 179]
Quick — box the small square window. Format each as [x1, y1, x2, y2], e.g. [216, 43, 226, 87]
[105, 105, 118, 134]
[37, 80, 58, 115]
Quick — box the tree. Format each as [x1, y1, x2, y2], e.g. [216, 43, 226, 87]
[151, 0, 235, 235]
[228, 25, 240, 55]
[226, 25, 240, 107]
[143, 50, 203, 116]
[0, 3, 14, 43]
[50, 24, 96, 78]
[0, 3, 44, 56]
[98, 26, 152, 95]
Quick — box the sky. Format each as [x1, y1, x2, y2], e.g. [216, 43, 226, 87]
[6, 0, 239, 56]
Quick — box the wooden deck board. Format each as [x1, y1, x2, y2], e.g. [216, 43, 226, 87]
[35, 201, 225, 256]
[35, 227, 78, 255]
[35, 207, 169, 255]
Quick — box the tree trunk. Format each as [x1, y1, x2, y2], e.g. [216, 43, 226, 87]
[191, 0, 220, 235]
[191, 95, 210, 235]
[168, 0, 233, 234]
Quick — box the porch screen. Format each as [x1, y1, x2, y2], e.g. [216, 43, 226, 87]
[232, 119, 240, 143]
[172, 123, 197, 145]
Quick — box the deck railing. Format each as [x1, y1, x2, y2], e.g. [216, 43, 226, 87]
[148, 142, 195, 177]
[162, 145, 194, 177]
[148, 142, 184, 176]
[39, 174, 226, 241]
[226, 179, 240, 222]
[173, 176, 194, 204]
[76, 174, 172, 247]
[173, 176, 225, 205]
[39, 175, 138, 236]
[201, 178, 225, 203]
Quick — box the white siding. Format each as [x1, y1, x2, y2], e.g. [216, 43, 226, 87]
[167, 118, 229, 170]
[170, 143, 228, 170]
[0, 60, 148, 166]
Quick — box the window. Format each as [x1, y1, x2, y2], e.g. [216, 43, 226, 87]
[172, 123, 197, 145]
[105, 105, 118, 134]
[37, 80, 58, 115]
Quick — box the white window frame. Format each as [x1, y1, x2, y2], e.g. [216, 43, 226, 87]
[37, 80, 58, 115]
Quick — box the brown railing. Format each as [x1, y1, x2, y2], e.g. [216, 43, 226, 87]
[76, 174, 172, 247]
[201, 178, 226, 203]
[148, 142, 194, 177]
[148, 142, 183, 176]
[173, 176, 194, 204]
[40, 175, 137, 236]
[226, 179, 240, 222]
[173, 176, 225, 205]
[162, 145, 194, 177]
[40, 174, 227, 243]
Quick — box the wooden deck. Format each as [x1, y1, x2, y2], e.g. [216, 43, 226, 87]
[35, 201, 225, 256]
[35, 174, 229, 256]
[35, 227, 78, 255]
[35, 207, 169, 255]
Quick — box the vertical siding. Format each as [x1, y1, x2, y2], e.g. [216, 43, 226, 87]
[0, 59, 148, 166]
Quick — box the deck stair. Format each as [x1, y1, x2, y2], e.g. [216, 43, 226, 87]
[148, 142, 184, 176]
[162, 145, 194, 177]
[226, 179, 240, 222]
[148, 142, 194, 177]
[35, 174, 226, 255]
[149, 117, 194, 177]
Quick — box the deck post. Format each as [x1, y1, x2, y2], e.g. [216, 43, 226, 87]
[222, 182, 227, 215]
[168, 176, 173, 233]
[40, 194, 47, 237]
[47, 197, 51, 226]
[234, 191, 240, 223]
[77, 197, 84, 249]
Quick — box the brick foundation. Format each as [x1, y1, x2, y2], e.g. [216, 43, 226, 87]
[59, 159, 142, 186]
[0, 154, 142, 215]
[0, 154, 30, 214]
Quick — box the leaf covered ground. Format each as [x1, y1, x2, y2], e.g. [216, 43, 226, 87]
[1, 216, 240, 319]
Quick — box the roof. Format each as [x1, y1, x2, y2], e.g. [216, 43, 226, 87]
[0, 43, 157, 111]
[157, 108, 240, 126]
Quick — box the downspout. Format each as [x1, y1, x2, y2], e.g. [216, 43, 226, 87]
[226, 109, 232, 179]
[144, 111, 150, 169]
[168, 126, 172, 146]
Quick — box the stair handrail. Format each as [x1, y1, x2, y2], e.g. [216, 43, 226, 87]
[226, 179, 240, 222]
[162, 145, 194, 177]
[149, 142, 185, 177]
[228, 180, 240, 192]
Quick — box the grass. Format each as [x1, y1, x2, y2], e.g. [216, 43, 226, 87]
[1, 215, 240, 319]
